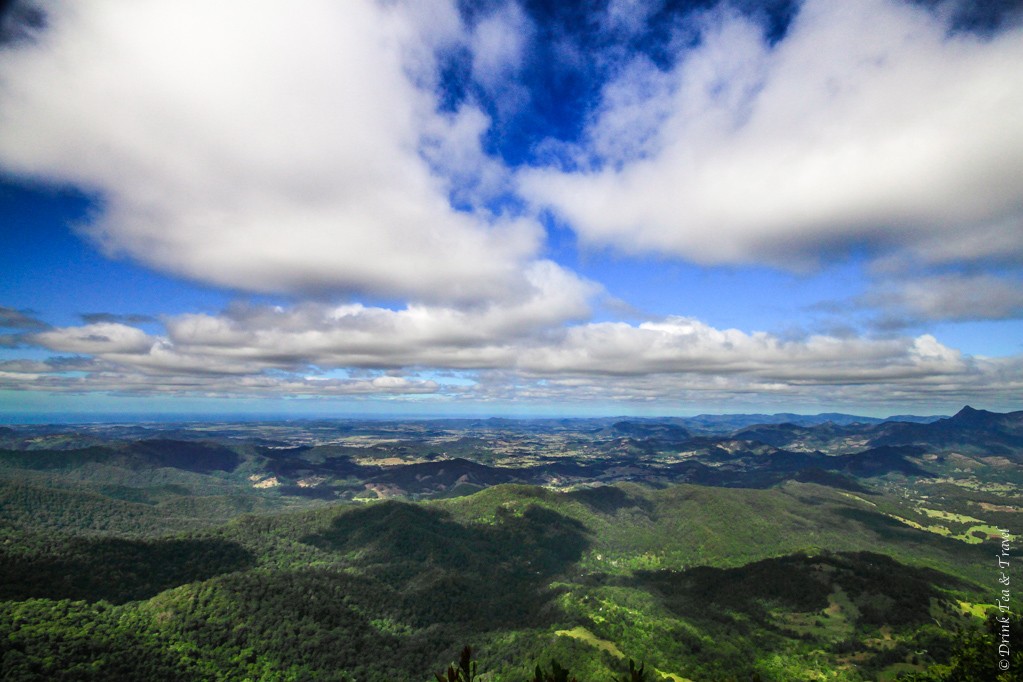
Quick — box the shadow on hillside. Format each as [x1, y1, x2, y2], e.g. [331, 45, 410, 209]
[0, 536, 254, 604]
[630, 550, 971, 630]
[0, 440, 242, 474]
[128, 440, 241, 472]
[565, 484, 655, 514]
[301, 501, 590, 629]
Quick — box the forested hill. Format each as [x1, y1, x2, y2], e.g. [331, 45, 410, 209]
[0, 478, 1013, 680]
[0, 413, 1019, 679]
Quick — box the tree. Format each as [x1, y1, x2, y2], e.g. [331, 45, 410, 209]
[617, 659, 650, 682]
[532, 659, 578, 682]
[436, 646, 478, 682]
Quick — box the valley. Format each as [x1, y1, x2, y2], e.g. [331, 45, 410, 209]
[0, 407, 1020, 680]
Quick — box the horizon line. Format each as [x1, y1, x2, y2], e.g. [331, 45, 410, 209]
[2, 408, 987, 426]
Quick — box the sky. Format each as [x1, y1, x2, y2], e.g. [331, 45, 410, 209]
[1, 0, 1022, 420]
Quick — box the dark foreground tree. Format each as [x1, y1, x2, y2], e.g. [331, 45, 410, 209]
[533, 658, 578, 682]
[436, 646, 478, 682]
[437, 646, 655, 682]
[618, 659, 650, 682]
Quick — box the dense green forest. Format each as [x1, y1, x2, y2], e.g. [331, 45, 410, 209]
[0, 482, 1013, 680]
[0, 415, 1019, 679]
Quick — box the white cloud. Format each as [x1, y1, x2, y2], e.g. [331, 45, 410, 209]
[420, 104, 511, 209]
[0, 358, 442, 398]
[12, 299, 1021, 410]
[32, 322, 157, 355]
[0, 0, 538, 304]
[515, 317, 971, 383]
[867, 272, 1023, 323]
[161, 259, 597, 370]
[470, 2, 531, 88]
[603, 0, 663, 37]
[465, 2, 533, 120]
[520, 0, 1023, 269]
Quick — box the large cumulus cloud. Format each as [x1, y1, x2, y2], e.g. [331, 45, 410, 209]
[520, 0, 1023, 270]
[0, 0, 541, 303]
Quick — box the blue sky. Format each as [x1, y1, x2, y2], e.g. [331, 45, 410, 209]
[1, 0, 1022, 420]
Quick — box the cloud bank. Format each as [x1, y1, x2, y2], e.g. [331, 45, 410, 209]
[0, 302, 1016, 412]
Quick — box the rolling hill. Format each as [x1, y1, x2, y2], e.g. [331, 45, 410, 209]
[0, 411, 1018, 680]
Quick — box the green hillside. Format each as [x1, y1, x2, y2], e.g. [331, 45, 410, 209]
[0, 480, 1003, 680]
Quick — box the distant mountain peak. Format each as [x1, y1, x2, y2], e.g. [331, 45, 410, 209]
[951, 405, 994, 421]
